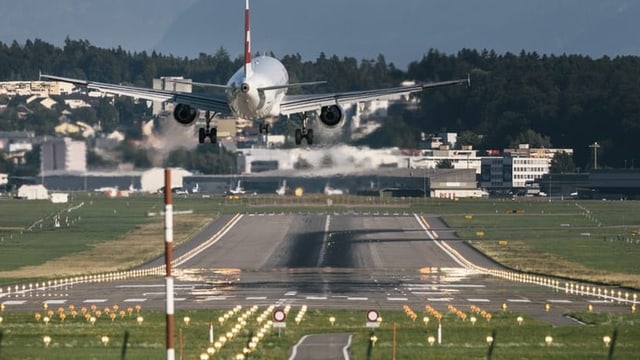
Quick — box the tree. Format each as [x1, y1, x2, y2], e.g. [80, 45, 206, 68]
[549, 152, 576, 173]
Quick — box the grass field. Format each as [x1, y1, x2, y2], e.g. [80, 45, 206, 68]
[0, 306, 638, 359]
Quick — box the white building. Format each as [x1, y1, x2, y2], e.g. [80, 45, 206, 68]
[480, 144, 573, 190]
[18, 184, 48, 200]
[407, 146, 482, 174]
[40, 137, 87, 173]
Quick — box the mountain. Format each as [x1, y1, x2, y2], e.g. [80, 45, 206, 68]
[1, 0, 639, 67]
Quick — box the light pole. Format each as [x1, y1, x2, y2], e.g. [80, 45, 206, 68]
[589, 142, 600, 170]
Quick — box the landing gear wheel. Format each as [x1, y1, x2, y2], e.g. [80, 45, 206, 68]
[209, 127, 217, 144]
[198, 128, 206, 144]
[306, 129, 314, 145]
[294, 129, 302, 145]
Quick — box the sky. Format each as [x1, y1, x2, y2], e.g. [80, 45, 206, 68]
[1, 0, 638, 68]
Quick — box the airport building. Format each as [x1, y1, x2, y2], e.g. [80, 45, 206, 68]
[480, 144, 573, 192]
[40, 137, 87, 173]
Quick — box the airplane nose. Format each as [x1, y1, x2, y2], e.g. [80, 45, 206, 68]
[241, 82, 250, 93]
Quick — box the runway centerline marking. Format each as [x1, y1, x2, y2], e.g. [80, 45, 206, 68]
[508, 299, 531, 303]
[123, 298, 147, 303]
[83, 299, 108, 303]
[316, 215, 331, 268]
[387, 297, 409, 301]
[467, 298, 491, 302]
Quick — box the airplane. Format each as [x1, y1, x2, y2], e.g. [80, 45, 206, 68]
[40, 0, 470, 146]
[227, 180, 246, 195]
[275, 179, 287, 195]
[324, 183, 344, 195]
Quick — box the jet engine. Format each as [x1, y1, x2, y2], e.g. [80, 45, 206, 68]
[319, 105, 344, 127]
[173, 103, 198, 125]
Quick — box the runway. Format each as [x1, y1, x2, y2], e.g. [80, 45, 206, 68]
[1, 213, 634, 326]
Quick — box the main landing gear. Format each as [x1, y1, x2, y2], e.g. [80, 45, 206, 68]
[198, 111, 217, 144]
[294, 113, 314, 146]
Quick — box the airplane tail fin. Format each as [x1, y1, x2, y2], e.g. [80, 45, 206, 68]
[244, 0, 253, 78]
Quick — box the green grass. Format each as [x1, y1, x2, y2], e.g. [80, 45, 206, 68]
[0, 196, 161, 272]
[0, 307, 638, 359]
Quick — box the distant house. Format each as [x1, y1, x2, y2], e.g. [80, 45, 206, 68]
[17, 184, 48, 200]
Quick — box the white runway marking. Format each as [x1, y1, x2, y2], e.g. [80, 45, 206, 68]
[246, 296, 267, 300]
[203, 296, 228, 301]
[316, 215, 331, 267]
[427, 298, 454, 302]
[123, 298, 147, 303]
[548, 299, 572, 304]
[2, 300, 26, 305]
[306, 296, 328, 300]
[508, 299, 531, 303]
[83, 299, 108, 303]
[347, 297, 368, 301]
[412, 291, 446, 295]
[387, 297, 409, 301]
[467, 298, 491, 302]
[284, 291, 297, 296]
[44, 299, 67, 305]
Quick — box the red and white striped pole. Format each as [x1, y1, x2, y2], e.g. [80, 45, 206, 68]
[164, 168, 175, 360]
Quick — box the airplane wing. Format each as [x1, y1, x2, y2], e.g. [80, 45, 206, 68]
[40, 74, 232, 115]
[279, 77, 470, 115]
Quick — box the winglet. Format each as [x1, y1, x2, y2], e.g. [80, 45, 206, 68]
[244, 0, 253, 78]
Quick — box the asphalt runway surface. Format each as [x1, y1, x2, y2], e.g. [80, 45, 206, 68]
[2, 213, 634, 327]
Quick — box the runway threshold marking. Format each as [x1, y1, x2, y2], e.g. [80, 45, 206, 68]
[2, 300, 27, 305]
[44, 299, 67, 305]
[427, 298, 454, 302]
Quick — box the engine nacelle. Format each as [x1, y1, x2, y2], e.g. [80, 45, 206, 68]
[319, 105, 344, 127]
[173, 103, 198, 125]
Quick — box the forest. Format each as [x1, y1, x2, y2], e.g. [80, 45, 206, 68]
[1, 38, 639, 170]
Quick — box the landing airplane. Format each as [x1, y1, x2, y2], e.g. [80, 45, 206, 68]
[41, 0, 469, 146]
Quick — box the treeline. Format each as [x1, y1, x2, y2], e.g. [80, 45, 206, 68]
[2, 39, 640, 169]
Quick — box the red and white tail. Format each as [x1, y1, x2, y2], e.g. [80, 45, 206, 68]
[244, 0, 252, 78]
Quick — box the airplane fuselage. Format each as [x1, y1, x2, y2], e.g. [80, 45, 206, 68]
[226, 56, 289, 119]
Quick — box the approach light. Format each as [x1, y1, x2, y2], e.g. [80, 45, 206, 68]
[516, 316, 523, 325]
[329, 316, 336, 326]
[43, 335, 52, 347]
[183, 316, 191, 326]
[603, 336, 611, 347]
[545, 336, 553, 346]
[101, 336, 109, 347]
[428, 336, 436, 346]
[486, 335, 494, 345]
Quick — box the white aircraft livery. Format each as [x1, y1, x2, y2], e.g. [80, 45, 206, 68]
[41, 0, 470, 146]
